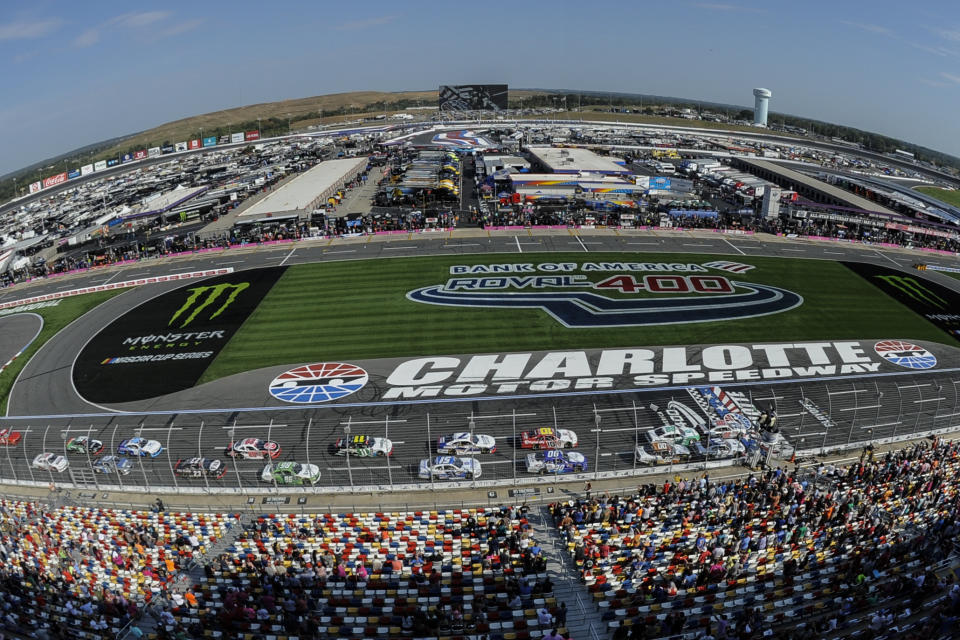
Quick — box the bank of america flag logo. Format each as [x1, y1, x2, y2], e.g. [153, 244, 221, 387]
[269, 362, 369, 404]
[874, 340, 938, 370]
[703, 261, 754, 274]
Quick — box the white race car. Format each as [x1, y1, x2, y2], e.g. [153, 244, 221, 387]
[634, 441, 690, 465]
[437, 432, 497, 455]
[418, 456, 482, 480]
[32, 452, 69, 473]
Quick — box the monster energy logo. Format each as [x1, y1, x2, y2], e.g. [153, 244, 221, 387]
[875, 275, 947, 310]
[169, 282, 249, 328]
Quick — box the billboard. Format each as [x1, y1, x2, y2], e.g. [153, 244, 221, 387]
[81, 164, 94, 176]
[43, 172, 68, 188]
[107, 158, 119, 167]
[245, 130, 260, 141]
[188, 139, 201, 150]
[133, 150, 147, 160]
[219, 135, 231, 144]
[438, 84, 508, 111]
[161, 145, 175, 154]
[94, 160, 107, 171]
[121, 153, 134, 164]
[230, 132, 244, 144]
[148, 147, 161, 157]
[649, 177, 672, 190]
[202, 136, 217, 147]
[175, 142, 187, 152]
[29, 181, 42, 194]
[67, 169, 81, 179]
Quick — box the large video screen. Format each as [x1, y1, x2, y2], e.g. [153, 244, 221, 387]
[439, 85, 508, 111]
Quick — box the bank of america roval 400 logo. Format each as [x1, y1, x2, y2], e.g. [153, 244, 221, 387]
[874, 340, 938, 370]
[169, 282, 249, 328]
[269, 363, 369, 404]
[407, 262, 803, 328]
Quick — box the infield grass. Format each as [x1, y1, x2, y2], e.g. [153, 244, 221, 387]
[0, 290, 124, 413]
[199, 252, 953, 382]
[914, 186, 960, 209]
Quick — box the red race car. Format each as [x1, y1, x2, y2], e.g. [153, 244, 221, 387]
[0, 429, 22, 446]
[225, 438, 281, 460]
[518, 427, 578, 450]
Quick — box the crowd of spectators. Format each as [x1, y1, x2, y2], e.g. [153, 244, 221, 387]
[550, 438, 960, 640]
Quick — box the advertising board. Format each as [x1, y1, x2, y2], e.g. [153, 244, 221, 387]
[43, 172, 68, 188]
[107, 158, 119, 167]
[231, 132, 245, 144]
[175, 142, 187, 152]
[649, 177, 672, 190]
[161, 145, 175, 154]
[188, 139, 201, 150]
[438, 84, 509, 111]
[121, 153, 134, 164]
[245, 130, 260, 141]
[94, 160, 107, 171]
[133, 150, 147, 160]
[148, 147, 161, 157]
[202, 136, 217, 147]
[81, 164, 94, 176]
[29, 181, 42, 193]
[67, 169, 81, 179]
[219, 135, 230, 144]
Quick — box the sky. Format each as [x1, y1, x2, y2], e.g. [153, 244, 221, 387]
[1, 0, 960, 176]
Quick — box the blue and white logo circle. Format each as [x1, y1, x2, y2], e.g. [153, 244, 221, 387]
[269, 362, 368, 404]
[874, 340, 938, 370]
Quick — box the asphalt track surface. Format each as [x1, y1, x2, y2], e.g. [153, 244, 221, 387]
[0, 314, 43, 369]
[2, 229, 960, 493]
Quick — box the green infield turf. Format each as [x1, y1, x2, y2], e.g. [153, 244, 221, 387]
[198, 252, 953, 383]
[0, 290, 124, 413]
[915, 186, 960, 208]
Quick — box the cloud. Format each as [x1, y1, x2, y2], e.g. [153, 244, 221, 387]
[160, 19, 203, 38]
[74, 28, 100, 47]
[110, 12, 171, 29]
[919, 77, 949, 88]
[910, 42, 960, 58]
[334, 15, 398, 31]
[692, 3, 763, 12]
[940, 71, 960, 84]
[0, 18, 62, 41]
[840, 21, 893, 36]
[932, 27, 960, 42]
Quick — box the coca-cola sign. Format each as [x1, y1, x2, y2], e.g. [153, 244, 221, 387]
[133, 150, 147, 160]
[43, 172, 67, 188]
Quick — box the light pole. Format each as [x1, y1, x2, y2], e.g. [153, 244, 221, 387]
[257, 119, 261, 139]
[343, 422, 353, 489]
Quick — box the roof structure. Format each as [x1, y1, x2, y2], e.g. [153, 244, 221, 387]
[526, 146, 630, 175]
[237, 157, 367, 222]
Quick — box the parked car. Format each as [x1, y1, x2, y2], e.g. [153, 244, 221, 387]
[437, 432, 497, 455]
[0, 429, 22, 446]
[332, 434, 393, 457]
[519, 427, 578, 450]
[634, 441, 690, 465]
[225, 438, 281, 460]
[66, 436, 103, 455]
[32, 452, 69, 473]
[260, 462, 321, 486]
[525, 450, 588, 475]
[418, 456, 481, 481]
[116, 437, 163, 458]
[174, 458, 227, 479]
[93, 456, 133, 475]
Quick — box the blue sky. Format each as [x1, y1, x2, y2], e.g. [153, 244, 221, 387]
[1, 0, 960, 176]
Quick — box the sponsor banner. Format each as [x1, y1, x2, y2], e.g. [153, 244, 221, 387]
[202, 136, 217, 147]
[67, 169, 81, 179]
[407, 260, 803, 328]
[148, 147, 161, 157]
[161, 145, 175, 154]
[74, 267, 287, 404]
[230, 132, 244, 144]
[106, 158, 119, 167]
[121, 153, 134, 164]
[29, 181, 42, 193]
[245, 130, 260, 141]
[188, 139, 201, 150]
[0, 269, 234, 312]
[80, 164, 94, 176]
[219, 135, 231, 144]
[42, 172, 68, 188]
[94, 160, 107, 171]
[133, 149, 147, 160]
[843, 262, 960, 341]
[175, 142, 188, 152]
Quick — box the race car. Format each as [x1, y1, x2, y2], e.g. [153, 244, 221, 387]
[174, 458, 227, 479]
[260, 461, 321, 486]
[32, 452, 69, 473]
[418, 456, 482, 481]
[66, 436, 103, 455]
[437, 432, 497, 455]
[0, 429, 22, 446]
[332, 434, 393, 457]
[525, 450, 588, 475]
[225, 438, 281, 460]
[634, 441, 690, 465]
[646, 425, 701, 447]
[92, 455, 133, 475]
[694, 438, 746, 460]
[519, 427, 578, 450]
[116, 437, 163, 458]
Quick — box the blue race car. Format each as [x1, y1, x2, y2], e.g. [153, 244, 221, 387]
[117, 437, 163, 458]
[525, 449, 588, 475]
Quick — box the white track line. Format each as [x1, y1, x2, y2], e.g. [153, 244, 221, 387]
[280, 247, 297, 265]
[723, 238, 745, 255]
[515, 236, 522, 253]
[575, 236, 588, 252]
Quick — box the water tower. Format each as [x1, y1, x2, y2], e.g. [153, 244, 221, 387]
[753, 88, 772, 126]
